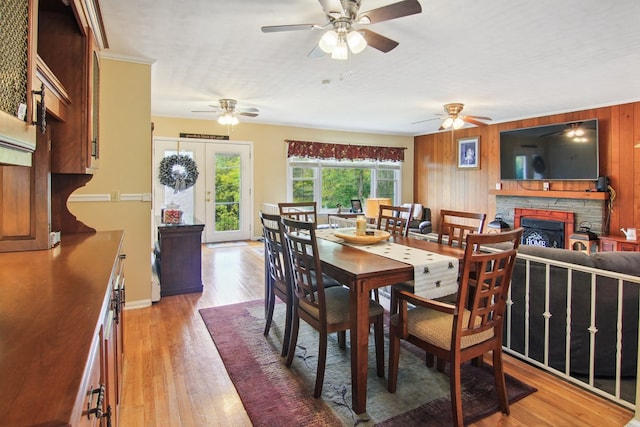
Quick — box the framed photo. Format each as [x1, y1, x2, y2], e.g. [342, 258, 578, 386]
[457, 136, 480, 169]
[350, 199, 362, 213]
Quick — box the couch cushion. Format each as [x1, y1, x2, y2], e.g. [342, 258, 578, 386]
[517, 245, 595, 268]
[590, 251, 640, 276]
[400, 203, 422, 220]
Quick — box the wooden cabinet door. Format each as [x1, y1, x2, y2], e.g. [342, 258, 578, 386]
[0, 0, 37, 166]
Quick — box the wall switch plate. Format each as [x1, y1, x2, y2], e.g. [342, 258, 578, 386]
[543, 182, 550, 191]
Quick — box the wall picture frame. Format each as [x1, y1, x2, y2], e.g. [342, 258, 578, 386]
[457, 136, 480, 169]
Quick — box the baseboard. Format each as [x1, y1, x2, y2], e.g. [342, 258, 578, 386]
[124, 299, 153, 310]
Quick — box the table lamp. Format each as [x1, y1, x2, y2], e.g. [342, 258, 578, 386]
[365, 198, 392, 221]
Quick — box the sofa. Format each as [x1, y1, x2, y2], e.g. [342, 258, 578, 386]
[505, 245, 640, 378]
[407, 206, 432, 234]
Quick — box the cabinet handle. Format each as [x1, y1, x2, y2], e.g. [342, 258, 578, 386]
[87, 384, 105, 419]
[92, 139, 99, 159]
[32, 83, 46, 134]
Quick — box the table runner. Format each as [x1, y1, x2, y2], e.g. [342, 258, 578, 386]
[315, 228, 459, 299]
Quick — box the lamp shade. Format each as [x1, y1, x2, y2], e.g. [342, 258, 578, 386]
[365, 198, 392, 219]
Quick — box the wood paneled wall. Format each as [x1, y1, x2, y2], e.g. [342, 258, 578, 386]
[414, 102, 640, 237]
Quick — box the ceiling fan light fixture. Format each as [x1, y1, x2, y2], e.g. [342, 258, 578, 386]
[442, 117, 454, 129]
[319, 30, 339, 53]
[347, 30, 367, 53]
[218, 112, 238, 126]
[331, 38, 349, 60]
[453, 117, 465, 129]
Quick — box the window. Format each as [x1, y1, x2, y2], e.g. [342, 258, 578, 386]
[288, 157, 401, 211]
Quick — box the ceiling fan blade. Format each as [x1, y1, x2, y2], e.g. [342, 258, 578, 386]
[307, 44, 326, 58]
[261, 24, 319, 33]
[238, 111, 259, 118]
[238, 107, 259, 113]
[463, 117, 489, 127]
[360, 29, 399, 53]
[192, 110, 218, 113]
[465, 115, 492, 121]
[318, 0, 345, 16]
[358, 0, 422, 24]
[411, 116, 441, 125]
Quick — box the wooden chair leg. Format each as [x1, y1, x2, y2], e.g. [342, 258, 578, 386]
[263, 289, 275, 336]
[285, 310, 300, 367]
[425, 352, 434, 367]
[281, 299, 293, 357]
[493, 349, 510, 415]
[314, 331, 328, 398]
[374, 316, 384, 377]
[337, 331, 346, 350]
[450, 357, 464, 427]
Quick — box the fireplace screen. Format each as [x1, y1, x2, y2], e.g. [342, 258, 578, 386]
[521, 217, 565, 248]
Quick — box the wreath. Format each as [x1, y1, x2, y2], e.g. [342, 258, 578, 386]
[158, 154, 199, 193]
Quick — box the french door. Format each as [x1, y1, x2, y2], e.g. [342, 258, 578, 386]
[153, 137, 253, 242]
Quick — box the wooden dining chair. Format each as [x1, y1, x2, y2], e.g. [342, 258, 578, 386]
[280, 217, 385, 398]
[260, 211, 293, 357]
[438, 209, 487, 247]
[387, 228, 523, 427]
[376, 204, 413, 237]
[390, 209, 487, 314]
[372, 203, 414, 302]
[278, 201, 318, 224]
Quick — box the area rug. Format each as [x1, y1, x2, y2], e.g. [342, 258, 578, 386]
[199, 300, 536, 426]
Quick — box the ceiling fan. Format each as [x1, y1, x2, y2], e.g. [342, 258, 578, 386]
[192, 99, 259, 125]
[412, 103, 492, 130]
[261, 0, 422, 59]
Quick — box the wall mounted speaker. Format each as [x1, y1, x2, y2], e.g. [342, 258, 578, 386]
[596, 176, 609, 192]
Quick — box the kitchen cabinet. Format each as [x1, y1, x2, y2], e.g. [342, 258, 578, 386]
[0, 230, 125, 426]
[0, 0, 106, 251]
[38, 0, 101, 174]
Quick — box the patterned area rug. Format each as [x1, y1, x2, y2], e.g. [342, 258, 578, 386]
[199, 300, 536, 426]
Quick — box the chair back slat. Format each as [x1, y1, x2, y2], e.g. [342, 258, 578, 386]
[260, 212, 288, 292]
[280, 217, 326, 317]
[455, 229, 523, 340]
[278, 202, 318, 224]
[438, 209, 487, 247]
[377, 204, 413, 237]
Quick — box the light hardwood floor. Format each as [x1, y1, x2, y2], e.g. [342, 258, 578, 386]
[120, 241, 634, 426]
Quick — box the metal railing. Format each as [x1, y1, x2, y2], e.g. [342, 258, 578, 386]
[409, 232, 639, 409]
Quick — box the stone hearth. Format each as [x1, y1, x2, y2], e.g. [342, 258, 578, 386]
[495, 195, 605, 236]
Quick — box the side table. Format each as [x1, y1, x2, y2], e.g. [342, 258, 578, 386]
[157, 218, 205, 296]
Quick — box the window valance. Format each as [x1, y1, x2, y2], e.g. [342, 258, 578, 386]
[286, 139, 405, 162]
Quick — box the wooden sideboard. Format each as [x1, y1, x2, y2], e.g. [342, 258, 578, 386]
[156, 218, 204, 296]
[599, 235, 640, 252]
[0, 230, 125, 426]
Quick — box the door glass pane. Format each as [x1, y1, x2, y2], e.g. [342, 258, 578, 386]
[321, 167, 371, 210]
[214, 153, 240, 232]
[163, 150, 195, 220]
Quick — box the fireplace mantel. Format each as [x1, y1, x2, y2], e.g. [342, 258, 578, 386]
[489, 189, 608, 200]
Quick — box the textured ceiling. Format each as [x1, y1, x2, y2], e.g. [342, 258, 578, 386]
[99, 0, 640, 136]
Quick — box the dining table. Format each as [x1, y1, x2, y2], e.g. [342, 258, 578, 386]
[314, 232, 464, 415]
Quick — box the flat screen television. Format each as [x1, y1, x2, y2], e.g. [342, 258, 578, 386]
[499, 119, 599, 180]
